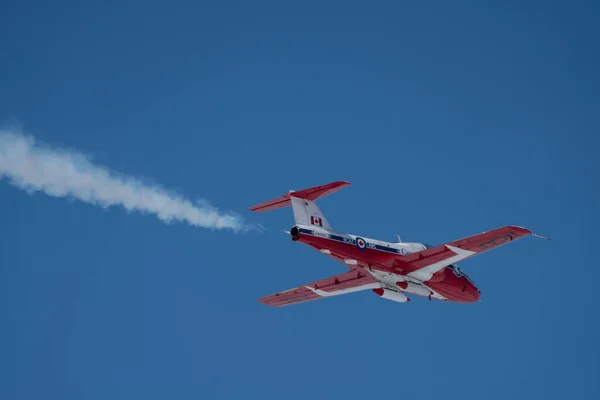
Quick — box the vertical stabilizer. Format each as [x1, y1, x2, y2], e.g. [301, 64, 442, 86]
[249, 181, 350, 232]
[290, 196, 333, 230]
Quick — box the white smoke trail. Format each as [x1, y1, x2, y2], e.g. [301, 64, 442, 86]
[0, 129, 252, 232]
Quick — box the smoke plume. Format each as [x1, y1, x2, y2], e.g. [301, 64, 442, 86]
[0, 129, 251, 232]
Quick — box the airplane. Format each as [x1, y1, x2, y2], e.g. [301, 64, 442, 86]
[250, 181, 545, 307]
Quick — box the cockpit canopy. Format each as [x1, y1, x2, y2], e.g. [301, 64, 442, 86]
[447, 264, 474, 284]
[423, 244, 474, 284]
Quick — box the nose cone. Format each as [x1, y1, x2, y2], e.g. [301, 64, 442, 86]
[460, 282, 481, 303]
[460, 276, 481, 303]
[468, 287, 481, 303]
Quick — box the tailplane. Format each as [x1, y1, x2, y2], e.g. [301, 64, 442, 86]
[249, 181, 350, 231]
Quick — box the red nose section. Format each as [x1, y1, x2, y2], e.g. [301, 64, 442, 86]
[463, 286, 481, 303]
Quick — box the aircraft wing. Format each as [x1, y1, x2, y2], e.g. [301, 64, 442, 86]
[396, 226, 533, 281]
[259, 269, 380, 307]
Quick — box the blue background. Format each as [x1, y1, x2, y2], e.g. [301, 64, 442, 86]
[1, 1, 598, 399]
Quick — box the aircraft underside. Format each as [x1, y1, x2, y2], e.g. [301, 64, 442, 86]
[249, 180, 536, 307]
[293, 225, 482, 304]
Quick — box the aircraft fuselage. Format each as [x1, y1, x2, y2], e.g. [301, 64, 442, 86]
[291, 225, 481, 303]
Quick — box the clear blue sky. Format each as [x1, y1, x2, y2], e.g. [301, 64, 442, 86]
[1, 1, 598, 399]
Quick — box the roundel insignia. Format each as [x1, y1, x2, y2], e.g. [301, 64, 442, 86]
[356, 237, 367, 250]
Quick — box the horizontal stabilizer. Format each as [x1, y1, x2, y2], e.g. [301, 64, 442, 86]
[249, 181, 350, 212]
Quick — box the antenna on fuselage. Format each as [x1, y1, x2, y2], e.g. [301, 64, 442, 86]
[395, 235, 402, 243]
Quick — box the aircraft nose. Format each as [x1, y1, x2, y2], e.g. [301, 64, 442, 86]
[463, 284, 480, 303]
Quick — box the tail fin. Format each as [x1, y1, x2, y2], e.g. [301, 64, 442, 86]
[249, 181, 350, 231]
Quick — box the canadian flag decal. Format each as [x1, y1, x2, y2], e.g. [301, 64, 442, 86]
[310, 216, 322, 227]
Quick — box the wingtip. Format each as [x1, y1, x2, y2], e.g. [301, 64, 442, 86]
[510, 225, 549, 240]
[329, 180, 351, 187]
[508, 225, 532, 233]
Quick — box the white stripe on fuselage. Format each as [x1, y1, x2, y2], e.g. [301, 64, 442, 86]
[298, 225, 426, 255]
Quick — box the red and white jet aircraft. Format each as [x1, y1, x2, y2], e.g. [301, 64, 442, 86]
[250, 181, 542, 307]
